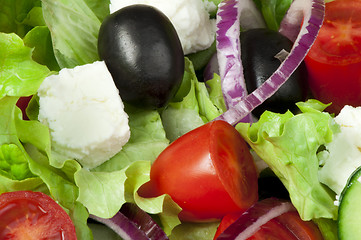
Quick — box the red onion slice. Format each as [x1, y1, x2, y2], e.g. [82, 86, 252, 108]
[216, 0, 266, 124]
[216, 0, 266, 109]
[215, 0, 325, 126]
[216, 198, 296, 240]
[216, 0, 246, 109]
[90, 203, 169, 240]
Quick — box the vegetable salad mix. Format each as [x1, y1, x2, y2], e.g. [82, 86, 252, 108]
[1, 0, 361, 239]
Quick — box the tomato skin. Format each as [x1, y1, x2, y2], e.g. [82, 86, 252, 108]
[305, 0, 361, 114]
[214, 206, 323, 240]
[213, 212, 243, 239]
[275, 211, 324, 240]
[0, 191, 77, 240]
[248, 217, 299, 240]
[139, 120, 258, 222]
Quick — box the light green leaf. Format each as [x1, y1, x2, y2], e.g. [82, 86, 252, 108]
[75, 168, 127, 218]
[162, 57, 225, 141]
[41, 0, 104, 68]
[25, 144, 92, 239]
[0, 33, 50, 97]
[236, 100, 338, 220]
[23, 26, 60, 71]
[125, 161, 182, 236]
[170, 221, 219, 240]
[0, 174, 46, 194]
[0, 144, 34, 180]
[94, 105, 169, 172]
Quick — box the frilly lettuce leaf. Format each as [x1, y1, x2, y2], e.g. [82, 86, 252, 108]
[75, 168, 127, 218]
[125, 160, 182, 235]
[0, 97, 46, 191]
[236, 100, 339, 221]
[0, 32, 50, 97]
[25, 145, 93, 239]
[0, 97, 91, 239]
[94, 105, 170, 172]
[23, 26, 60, 71]
[41, 0, 108, 68]
[0, 144, 35, 180]
[169, 221, 219, 240]
[161, 57, 225, 141]
[0, 0, 44, 38]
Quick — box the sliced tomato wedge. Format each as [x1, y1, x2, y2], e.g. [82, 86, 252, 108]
[305, 0, 361, 113]
[139, 120, 258, 222]
[0, 191, 77, 240]
[214, 198, 323, 240]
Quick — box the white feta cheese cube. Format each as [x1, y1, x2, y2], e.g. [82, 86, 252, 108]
[38, 61, 130, 169]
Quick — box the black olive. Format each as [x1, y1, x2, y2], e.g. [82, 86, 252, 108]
[98, 4, 184, 109]
[240, 28, 308, 118]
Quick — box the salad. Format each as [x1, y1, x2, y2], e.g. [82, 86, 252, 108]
[1, 0, 361, 239]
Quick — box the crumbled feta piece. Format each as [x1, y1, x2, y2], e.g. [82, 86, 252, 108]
[38, 61, 130, 169]
[318, 105, 361, 195]
[109, 0, 216, 55]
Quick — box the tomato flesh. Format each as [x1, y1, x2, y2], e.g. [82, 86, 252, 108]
[0, 191, 77, 240]
[214, 199, 323, 240]
[139, 120, 258, 222]
[249, 217, 299, 240]
[305, 0, 361, 113]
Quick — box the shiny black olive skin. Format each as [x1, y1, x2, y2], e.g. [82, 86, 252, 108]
[98, 5, 184, 109]
[240, 28, 308, 118]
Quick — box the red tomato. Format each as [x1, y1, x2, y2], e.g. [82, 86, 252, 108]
[139, 120, 258, 222]
[214, 200, 323, 240]
[305, 0, 361, 114]
[213, 212, 243, 239]
[0, 191, 77, 240]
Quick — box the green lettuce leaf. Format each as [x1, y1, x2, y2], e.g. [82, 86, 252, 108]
[125, 161, 182, 236]
[0, 97, 46, 192]
[0, 144, 35, 180]
[161, 58, 225, 141]
[313, 218, 338, 240]
[24, 144, 93, 239]
[236, 100, 339, 221]
[169, 221, 219, 240]
[0, 95, 91, 239]
[253, 0, 292, 31]
[64, 105, 169, 220]
[83, 0, 110, 22]
[0, 0, 44, 38]
[94, 105, 169, 172]
[41, 0, 108, 68]
[0, 97, 35, 179]
[75, 168, 127, 218]
[0, 32, 50, 97]
[186, 40, 216, 71]
[23, 26, 60, 71]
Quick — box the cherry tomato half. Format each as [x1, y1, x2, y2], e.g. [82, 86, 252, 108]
[0, 191, 77, 240]
[139, 120, 258, 222]
[305, 0, 361, 114]
[214, 199, 323, 240]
